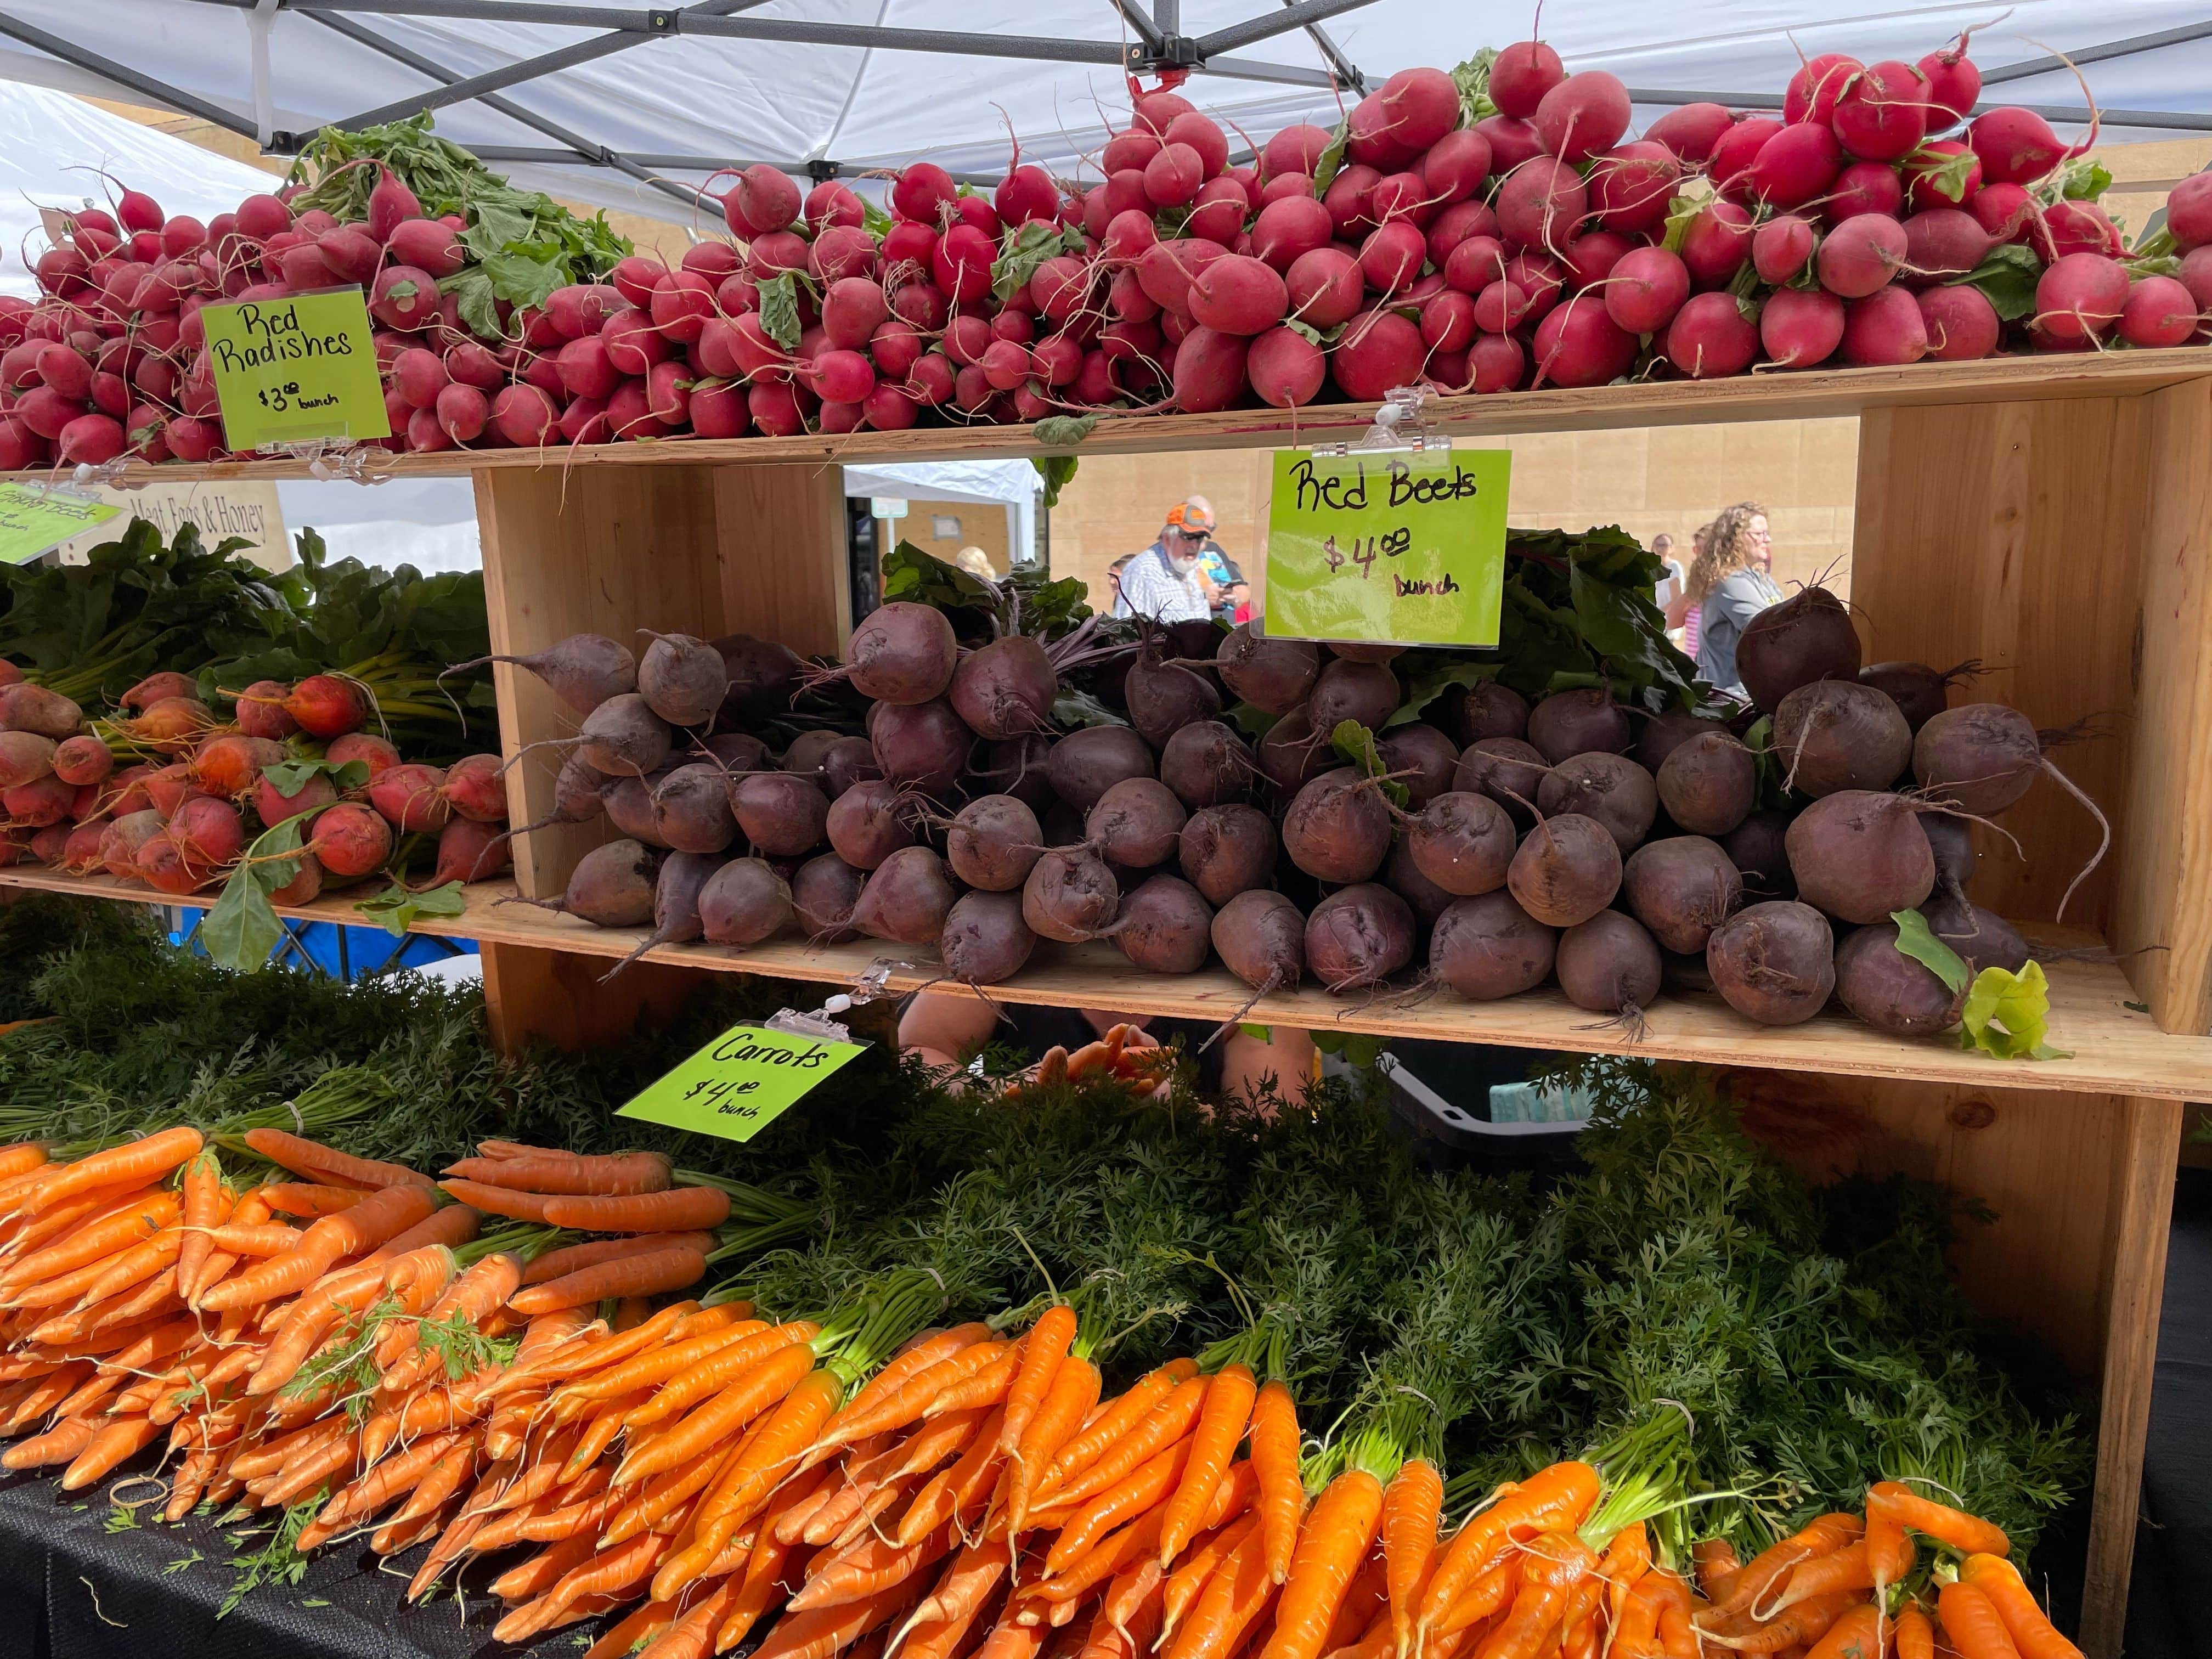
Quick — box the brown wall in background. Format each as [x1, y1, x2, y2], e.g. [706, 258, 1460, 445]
[1048, 418, 1861, 618]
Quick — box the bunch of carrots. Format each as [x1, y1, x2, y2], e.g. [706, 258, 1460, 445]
[0, 1125, 2087, 1659]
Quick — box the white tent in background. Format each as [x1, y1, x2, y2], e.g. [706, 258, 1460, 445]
[845, 461, 1043, 571]
[0, 3, 2201, 231]
[0, 80, 277, 298]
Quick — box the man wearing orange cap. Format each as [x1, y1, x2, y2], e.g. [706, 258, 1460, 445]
[1116, 498, 1216, 624]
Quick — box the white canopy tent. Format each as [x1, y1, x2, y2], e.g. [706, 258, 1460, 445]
[845, 460, 1042, 570]
[0, 2, 2202, 230]
[0, 78, 276, 298]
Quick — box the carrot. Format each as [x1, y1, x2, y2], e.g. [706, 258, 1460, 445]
[715, 1464, 839, 1649]
[240, 1127, 433, 1190]
[748, 1582, 915, 1659]
[1805, 1605, 1884, 1659]
[1695, 1540, 1742, 1602]
[1047, 1439, 1194, 1574]
[1163, 1513, 1262, 1641]
[557, 1316, 768, 1412]
[175, 1150, 224, 1311]
[654, 1365, 845, 1603]
[791, 1523, 955, 1613]
[1250, 1380, 1304, 1585]
[1895, 1606, 1936, 1659]
[1043, 1359, 1198, 1498]
[1468, 1533, 1595, 1659]
[1381, 1460, 1440, 1656]
[587, 1596, 687, 1659]
[1934, 1585, 2022, 1659]
[1960, 1555, 2081, 1659]
[1701, 1591, 1864, 1654]
[815, 1336, 1010, 1460]
[75, 1224, 187, 1308]
[619, 1340, 816, 1486]
[381, 1252, 526, 1378]
[524, 1231, 718, 1286]
[905, 1548, 1014, 1659]
[1413, 1460, 1601, 1637]
[312, 1430, 466, 1542]
[1612, 1567, 1691, 1659]
[636, 1582, 735, 1659]
[0, 1143, 47, 1182]
[3, 1416, 94, 1469]
[883, 1403, 991, 1486]
[624, 1321, 819, 1430]
[1161, 1363, 1258, 1566]
[899, 1403, 1011, 1545]
[1008, 1352, 1102, 1531]
[199, 1183, 438, 1312]
[924, 1348, 1023, 1420]
[200, 1223, 302, 1256]
[1001, 1305, 1080, 1456]
[498, 1533, 672, 1643]
[1708, 1514, 1863, 1622]
[25, 1126, 201, 1215]
[1, 1190, 178, 1294]
[374, 1434, 481, 1552]
[511, 1244, 708, 1316]
[437, 1177, 555, 1221]
[539, 1185, 732, 1233]
[256, 1183, 369, 1218]
[1257, 1468, 1384, 1659]
[1034, 1506, 1167, 1607]
[13, 1227, 180, 1311]
[444, 1147, 673, 1195]
[1867, 1482, 2010, 1560]
[1166, 1516, 1276, 1659]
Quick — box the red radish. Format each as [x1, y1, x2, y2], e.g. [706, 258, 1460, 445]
[1585, 142, 1679, 234]
[1532, 295, 1635, 389]
[1841, 287, 1928, 365]
[1357, 222, 1426, 295]
[1347, 67, 1459, 166]
[1286, 248, 1365, 328]
[1750, 123, 1843, 211]
[1760, 288, 1846, 368]
[388, 218, 462, 276]
[1495, 157, 1587, 253]
[2119, 275, 2199, 349]
[1189, 255, 1289, 335]
[1665, 292, 1759, 378]
[2035, 252, 2129, 345]
[1476, 114, 1546, 174]
[1917, 285, 2000, 360]
[733, 165, 800, 234]
[1918, 39, 1982, 122]
[1753, 216, 1818, 285]
[1709, 118, 1784, 199]
[1421, 129, 1493, 204]
[1491, 40, 1565, 118]
[1533, 71, 1631, 166]
[1831, 60, 1929, 161]
[1604, 246, 1690, 334]
[1679, 201, 1756, 289]
[1249, 326, 1325, 408]
[2030, 199, 2121, 263]
[1970, 107, 2067, 185]
[493, 385, 558, 447]
[1263, 123, 1334, 177]
[371, 266, 440, 331]
[1816, 214, 1908, 297]
[1971, 181, 2035, 242]
[1901, 210, 1991, 286]
[1644, 102, 1735, 163]
[1905, 140, 1980, 211]
[2168, 171, 2212, 250]
[1787, 53, 1861, 124]
[1171, 326, 1251, 413]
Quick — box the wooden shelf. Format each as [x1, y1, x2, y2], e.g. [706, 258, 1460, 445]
[13, 348, 2212, 482]
[13, 865, 2207, 1103]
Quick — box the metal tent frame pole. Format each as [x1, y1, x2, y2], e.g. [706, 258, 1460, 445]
[5, 0, 2212, 206]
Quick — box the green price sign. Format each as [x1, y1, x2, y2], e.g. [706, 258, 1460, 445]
[1264, 448, 1511, 647]
[616, 1022, 867, 1145]
[0, 484, 120, 565]
[200, 288, 392, 451]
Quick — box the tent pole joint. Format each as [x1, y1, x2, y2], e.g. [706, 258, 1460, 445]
[1125, 32, 1200, 74]
[806, 159, 841, 182]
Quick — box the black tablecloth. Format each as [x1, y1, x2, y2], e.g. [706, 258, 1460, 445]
[2128, 1165, 2212, 1659]
[0, 1470, 597, 1659]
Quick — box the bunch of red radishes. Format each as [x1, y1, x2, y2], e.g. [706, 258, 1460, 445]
[0, 663, 512, 901]
[6, 33, 2210, 464]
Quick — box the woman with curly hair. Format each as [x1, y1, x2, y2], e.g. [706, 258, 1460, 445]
[1685, 503, 1780, 695]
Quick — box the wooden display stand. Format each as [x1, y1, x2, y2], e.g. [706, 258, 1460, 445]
[12, 348, 2212, 1649]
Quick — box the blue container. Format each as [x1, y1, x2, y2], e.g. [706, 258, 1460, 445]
[170, 909, 478, 980]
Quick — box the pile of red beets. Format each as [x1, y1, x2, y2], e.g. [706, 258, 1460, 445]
[4, 31, 2209, 466]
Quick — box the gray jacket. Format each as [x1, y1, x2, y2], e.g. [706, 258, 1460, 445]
[1696, 568, 1784, 695]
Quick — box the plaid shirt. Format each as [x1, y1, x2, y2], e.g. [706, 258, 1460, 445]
[1116, 543, 1212, 624]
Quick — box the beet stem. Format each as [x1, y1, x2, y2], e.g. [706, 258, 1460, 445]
[2041, 757, 2111, 926]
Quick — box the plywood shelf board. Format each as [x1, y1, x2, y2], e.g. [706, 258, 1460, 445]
[14, 866, 2206, 1102]
[14, 351, 2212, 483]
